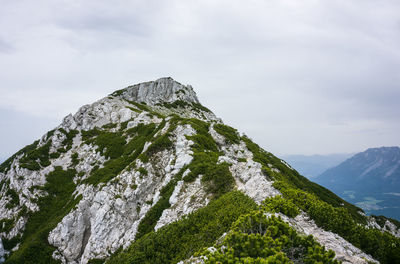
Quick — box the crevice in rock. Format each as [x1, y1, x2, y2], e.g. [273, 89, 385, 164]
[77, 220, 91, 261]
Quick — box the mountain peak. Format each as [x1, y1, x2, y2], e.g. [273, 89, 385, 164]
[110, 77, 200, 105]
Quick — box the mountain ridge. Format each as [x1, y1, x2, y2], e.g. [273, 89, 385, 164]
[0, 78, 399, 264]
[315, 146, 400, 220]
[282, 153, 353, 178]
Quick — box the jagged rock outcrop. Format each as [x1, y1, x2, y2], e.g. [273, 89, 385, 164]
[1, 77, 399, 264]
[112, 77, 200, 105]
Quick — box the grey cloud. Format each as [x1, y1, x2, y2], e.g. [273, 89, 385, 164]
[0, 0, 399, 156]
[0, 37, 14, 53]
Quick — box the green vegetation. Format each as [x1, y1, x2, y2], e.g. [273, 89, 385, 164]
[5, 188, 20, 209]
[262, 195, 300, 218]
[1, 128, 78, 172]
[199, 211, 338, 264]
[71, 153, 79, 166]
[158, 100, 191, 109]
[137, 167, 148, 176]
[126, 106, 141, 113]
[191, 103, 212, 113]
[125, 116, 233, 241]
[19, 141, 52, 171]
[183, 152, 219, 182]
[214, 123, 240, 145]
[158, 100, 212, 114]
[111, 88, 125, 97]
[201, 162, 234, 199]
[107, 191, 257, 264]
[140, 133, 173, 162]
[0, 218, 14, 233]
[49, 152, 60, 159]
[0, 141, 39, 173]
[88, 259, 105, 264]
[2, 236, 20, 251]
[0, 179, 5, 192]
[186, 134, 219, 152]
[83, 122, 163, 185]
[5, 167, 80, 264]
[92, 132, 127, 159]
[124, 100, 164, 118]
[178, 119, 235, 198]
[273, 181, 400, 264]
[102, 123, 118, 129]
[82, 128, 102, 141]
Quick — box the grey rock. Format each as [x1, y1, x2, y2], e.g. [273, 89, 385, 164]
[112, 77, 200, 105]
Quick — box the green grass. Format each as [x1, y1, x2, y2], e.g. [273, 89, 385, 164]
[213, 124, 240, 145]
[107, 191, 257, 264]
[5, 167, 81, 264]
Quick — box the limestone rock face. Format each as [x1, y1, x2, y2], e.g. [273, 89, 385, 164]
[112, 77, 200, 106]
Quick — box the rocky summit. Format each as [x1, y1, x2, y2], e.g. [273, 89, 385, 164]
[0, 78, 399, 264]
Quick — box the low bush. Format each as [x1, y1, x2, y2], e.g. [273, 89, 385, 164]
[262, 195, 300, 218]
[273, 181, 400, 264]
[20, 141, 52, 171]
[0, 218, 14, 233]
[5, 188, 20, 209]
[0, 141, 39, 173]
[200, 212, 338, 264]
[213, 123, 240, 145]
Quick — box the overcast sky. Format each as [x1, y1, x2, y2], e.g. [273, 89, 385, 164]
[1, 0, 399, 159]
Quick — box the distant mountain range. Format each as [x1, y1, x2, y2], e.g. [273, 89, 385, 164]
[282, 153, 353, 178]
[314, 147, 400, 220]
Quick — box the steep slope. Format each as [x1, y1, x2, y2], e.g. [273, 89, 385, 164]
[0, 78, 399, 264]
[315, 147, 400, 220]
